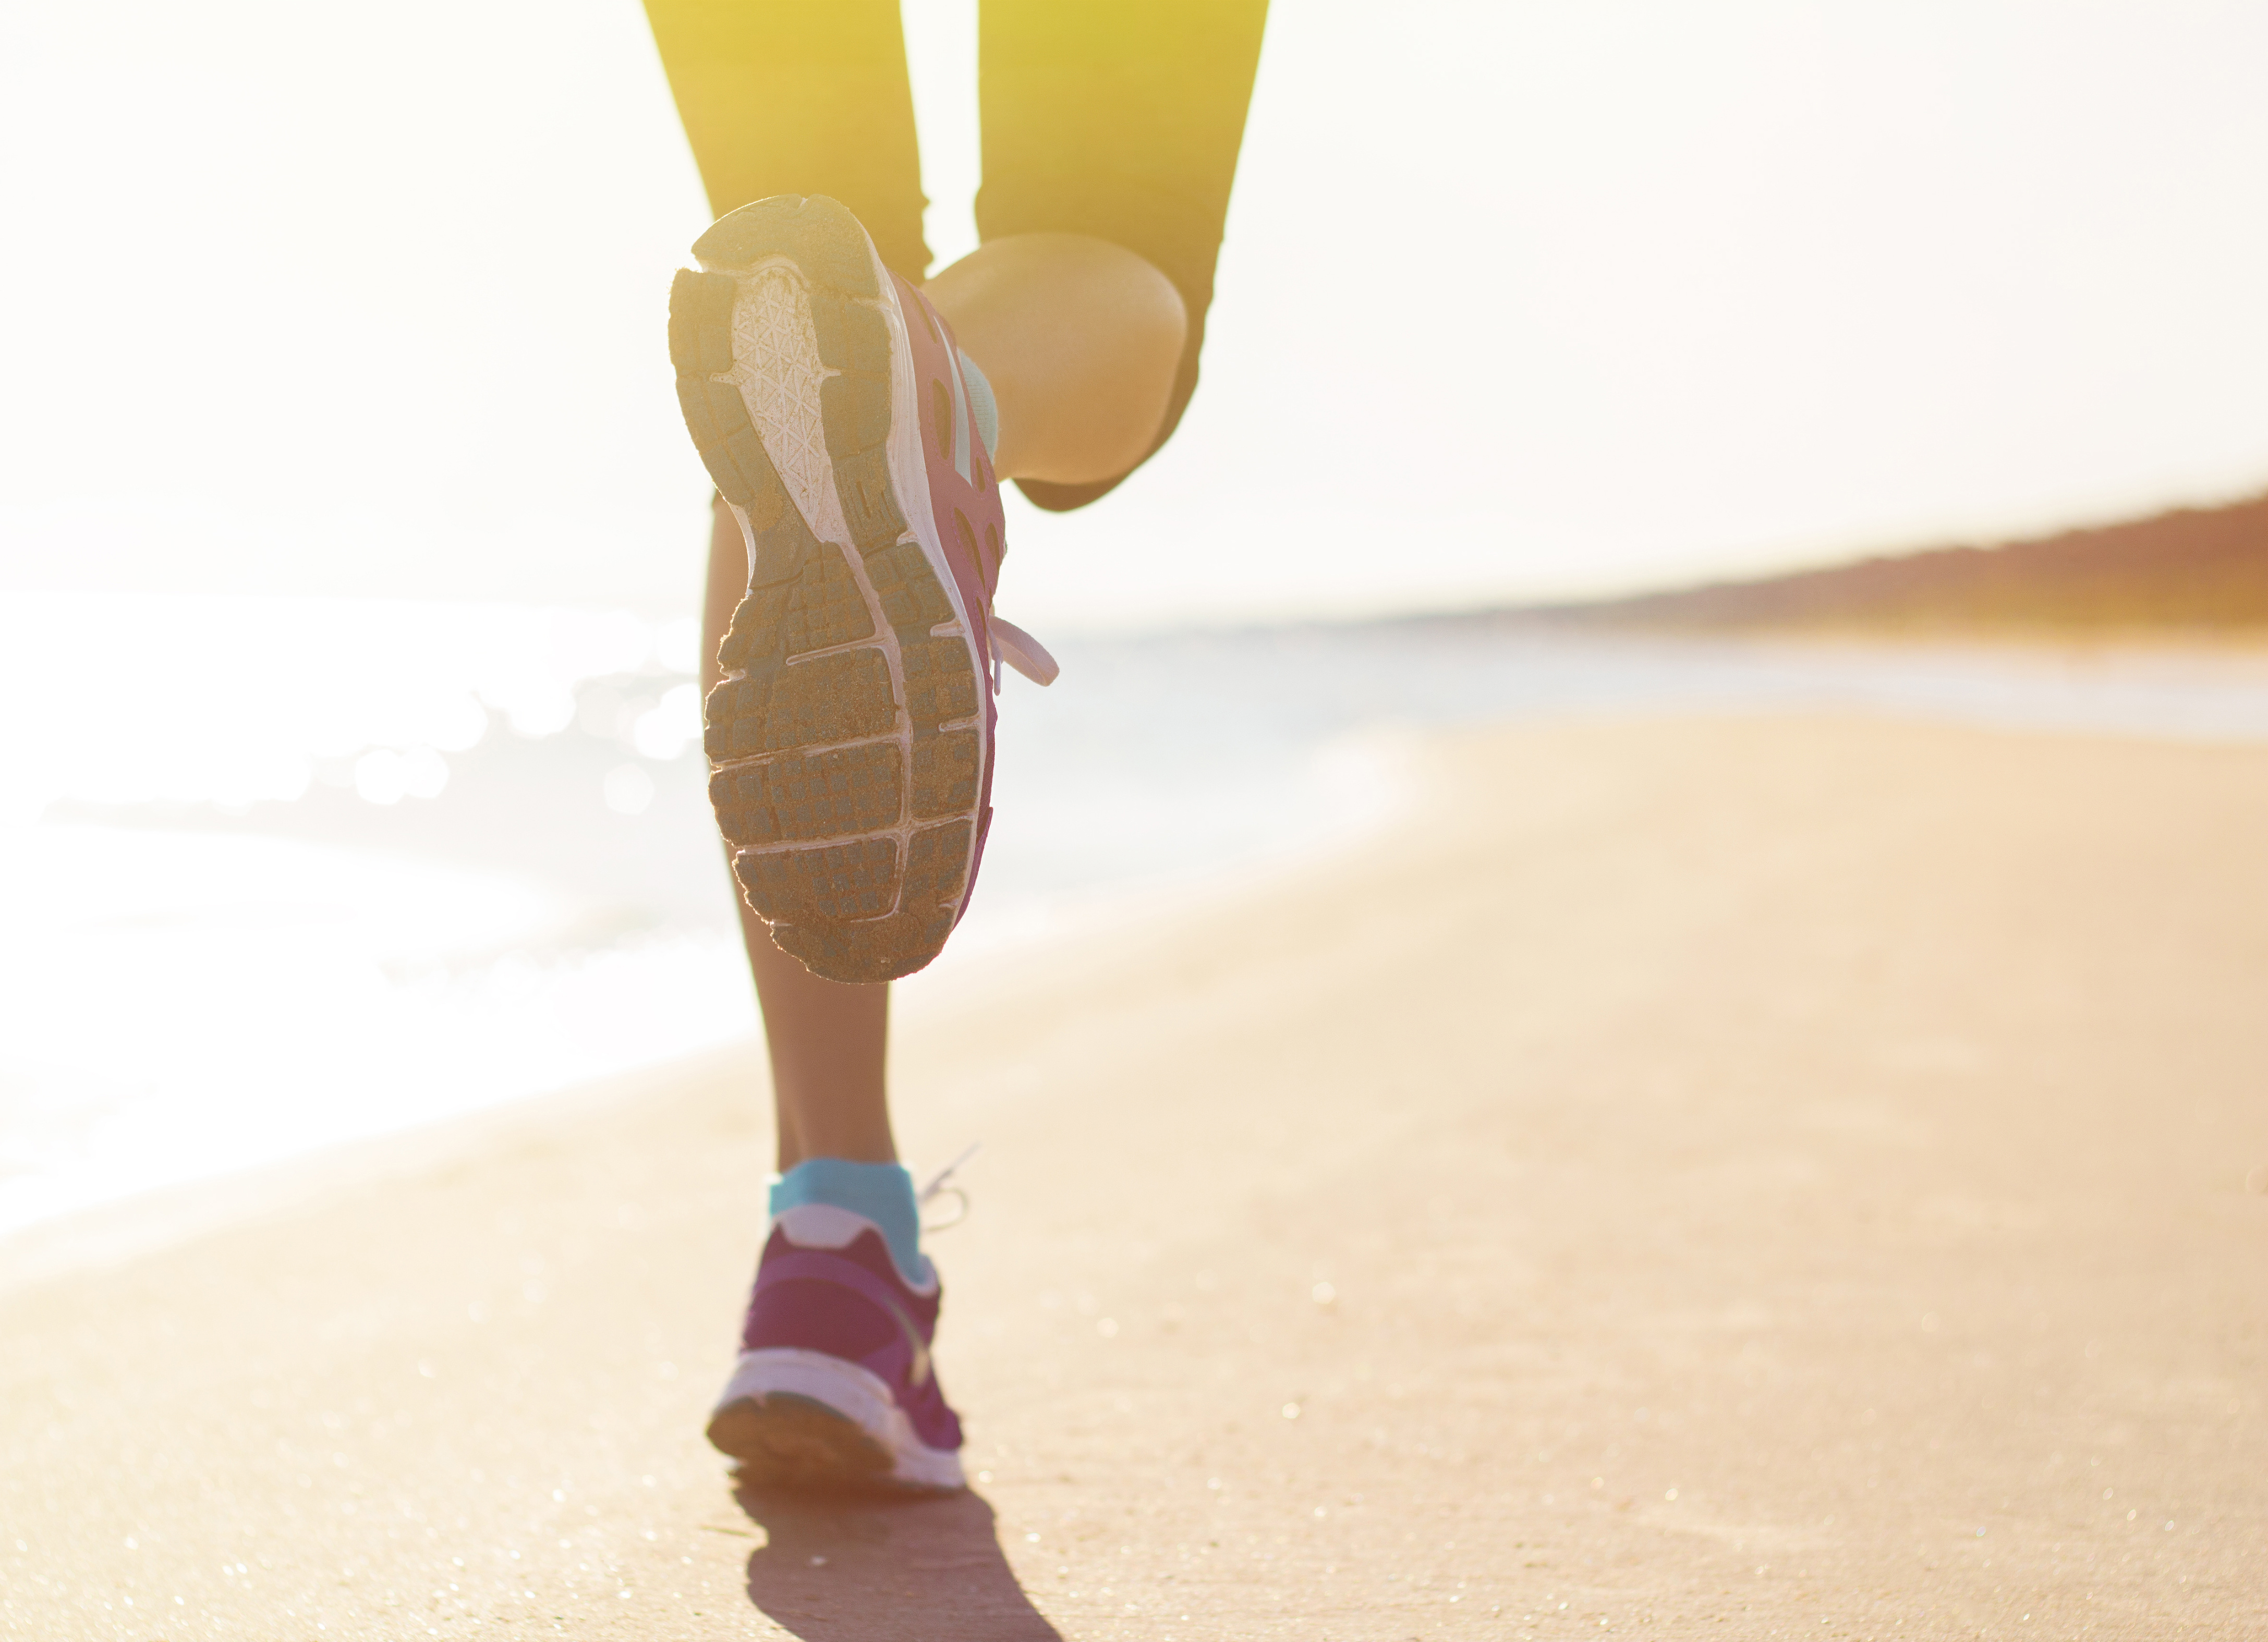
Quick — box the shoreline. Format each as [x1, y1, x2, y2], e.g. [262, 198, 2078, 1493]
[0, 728, 1421, 1278]
[11, 623, 2268, 1282]
[5, 711, 2266, 1636]
[0, 1039, 765, 1300]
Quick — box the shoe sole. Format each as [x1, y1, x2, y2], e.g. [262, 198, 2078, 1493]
[708, 1347, 964, 1493]
[669, 195, 988, 983]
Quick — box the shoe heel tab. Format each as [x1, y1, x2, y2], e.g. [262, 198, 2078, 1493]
[771, 1202, 881, 1249]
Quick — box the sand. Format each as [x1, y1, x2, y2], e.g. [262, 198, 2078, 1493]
[4, 713, 2265, 1640]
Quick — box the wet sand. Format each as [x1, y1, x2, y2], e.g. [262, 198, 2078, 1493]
[5, 714, 2265, 1639]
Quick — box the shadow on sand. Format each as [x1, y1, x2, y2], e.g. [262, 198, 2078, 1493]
[735, 1482, 1062, 1641]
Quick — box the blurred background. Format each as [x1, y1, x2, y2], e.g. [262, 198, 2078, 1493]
[5, 0, 2268, 1236]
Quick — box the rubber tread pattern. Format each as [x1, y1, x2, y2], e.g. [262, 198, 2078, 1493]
[806, 289, 889, 372]
[771, 902, 958, 986]
[821, 373, 890, 457]
[863, 541, 956, 630]
[693, 196, 880, 297]
[670, 276, 818, 607]
[667, 269, 736, 377]
[710, 743, 904, 849]
[900, 638, 980, 728]
[707, 764, 781, 847]
[832, 448, 906, 552]
[723, 542, 875, 673]
[704, 649, 895, 762]
[736, 837, 899, 922]
[908, 732, 979, 819]
[902, 821, 973, 909]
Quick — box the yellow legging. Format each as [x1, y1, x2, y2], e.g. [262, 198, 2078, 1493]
[641, 0, 1268, 510]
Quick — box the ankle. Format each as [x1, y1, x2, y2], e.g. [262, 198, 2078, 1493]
[770, 1158, 930, 1287]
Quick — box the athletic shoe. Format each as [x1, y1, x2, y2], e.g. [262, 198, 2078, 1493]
[669, 193, 1051, 983]
[706, 1204, 965, 1492]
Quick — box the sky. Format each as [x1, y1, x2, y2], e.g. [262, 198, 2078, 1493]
[3, 0, 2267, 630]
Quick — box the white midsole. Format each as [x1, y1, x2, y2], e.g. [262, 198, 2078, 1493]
[714, 1347, 965, 1490]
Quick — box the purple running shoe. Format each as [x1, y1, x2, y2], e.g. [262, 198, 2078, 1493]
[669, 193, 1054, 983]
[707, 1204, 965, 1492]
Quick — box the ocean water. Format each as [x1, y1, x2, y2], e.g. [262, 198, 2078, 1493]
[6, 589, 2268, 1242]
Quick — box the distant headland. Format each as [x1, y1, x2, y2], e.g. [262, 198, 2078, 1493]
[1523, 488, 2268, 637]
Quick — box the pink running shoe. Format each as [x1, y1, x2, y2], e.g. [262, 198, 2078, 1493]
[669, 194, 1053, 982]
[707, 1205, 965, 1492]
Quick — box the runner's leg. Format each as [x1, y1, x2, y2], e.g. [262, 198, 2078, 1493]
[647, 0, 1271, 1491]
[700, 495, 892, 1170]
[648, 0, 927, 1160]
[652, 0, 1268, 1136]
[645, 0, 930, 277]
[976, 0, 1270, 510]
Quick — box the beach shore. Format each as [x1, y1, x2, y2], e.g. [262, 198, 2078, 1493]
[5, 713, 2264, 1639]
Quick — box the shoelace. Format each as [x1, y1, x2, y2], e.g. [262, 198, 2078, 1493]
[989, 615, 1059, 688]
[918, 1142, 983, 1233]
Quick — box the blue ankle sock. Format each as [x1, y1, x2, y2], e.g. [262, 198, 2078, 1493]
[769, 1159, 929, 1286]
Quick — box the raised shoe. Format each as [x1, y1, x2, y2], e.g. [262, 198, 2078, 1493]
[668, 193, 1051, 982]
